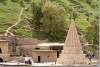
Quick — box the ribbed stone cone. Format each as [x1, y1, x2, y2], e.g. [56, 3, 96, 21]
[56, 19, 89, 65]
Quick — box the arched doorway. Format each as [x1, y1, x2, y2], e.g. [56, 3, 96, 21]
[0, 58, 3, 62]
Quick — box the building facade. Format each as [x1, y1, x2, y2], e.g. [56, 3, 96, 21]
[0, 40, 10, 61]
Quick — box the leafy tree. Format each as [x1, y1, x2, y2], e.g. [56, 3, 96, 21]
[84, 17, 99, 57]
[31, 0, 43, 31]
[41, 1, 66, 41]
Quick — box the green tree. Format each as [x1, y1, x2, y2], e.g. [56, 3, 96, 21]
[41, 1, 66, 41]
[31, 0, 43, 31]
[84, 17, 99, 57]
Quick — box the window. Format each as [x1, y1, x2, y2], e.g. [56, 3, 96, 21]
[35, 48, 40, 50]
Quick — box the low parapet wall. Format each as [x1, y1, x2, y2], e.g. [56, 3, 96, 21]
[0, 54, 10, 61]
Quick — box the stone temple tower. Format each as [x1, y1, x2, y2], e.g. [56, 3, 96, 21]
[57, 19, 89, 65]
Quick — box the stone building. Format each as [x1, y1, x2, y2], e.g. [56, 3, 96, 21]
[0, 35, 63, 63]
[57, 19, 89, 65]
[0, 35, 17, 56]
[0, 40, 10, 61]
[20, 43, 63, 63]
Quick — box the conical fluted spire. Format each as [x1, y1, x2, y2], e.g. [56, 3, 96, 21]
[63, 19, 82, 51]
[57, 19, 89, 65]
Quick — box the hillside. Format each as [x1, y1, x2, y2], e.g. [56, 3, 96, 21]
[0, 0, 32, 37]
[0, 0, 98, 38]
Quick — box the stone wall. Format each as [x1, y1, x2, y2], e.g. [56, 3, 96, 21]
[16, 38, 48, 46]
[9, 56, 25, 63]
[0, 54, 10, 61]
[0, 40, 10, 61]
[0, 41, 9, 54]
[31, 51, 57, 63]
[0, 35, 17, 56]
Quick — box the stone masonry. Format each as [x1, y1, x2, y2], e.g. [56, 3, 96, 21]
[57, 19, 89, 65]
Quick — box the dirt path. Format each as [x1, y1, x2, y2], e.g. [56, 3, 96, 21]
[4, 7, 26, 36]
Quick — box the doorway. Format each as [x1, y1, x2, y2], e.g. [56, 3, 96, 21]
[57, 51, 59, 58]
[38, 56, 41, 63]
[0, 48, 2, 53]
[0, 58, 3, 62]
